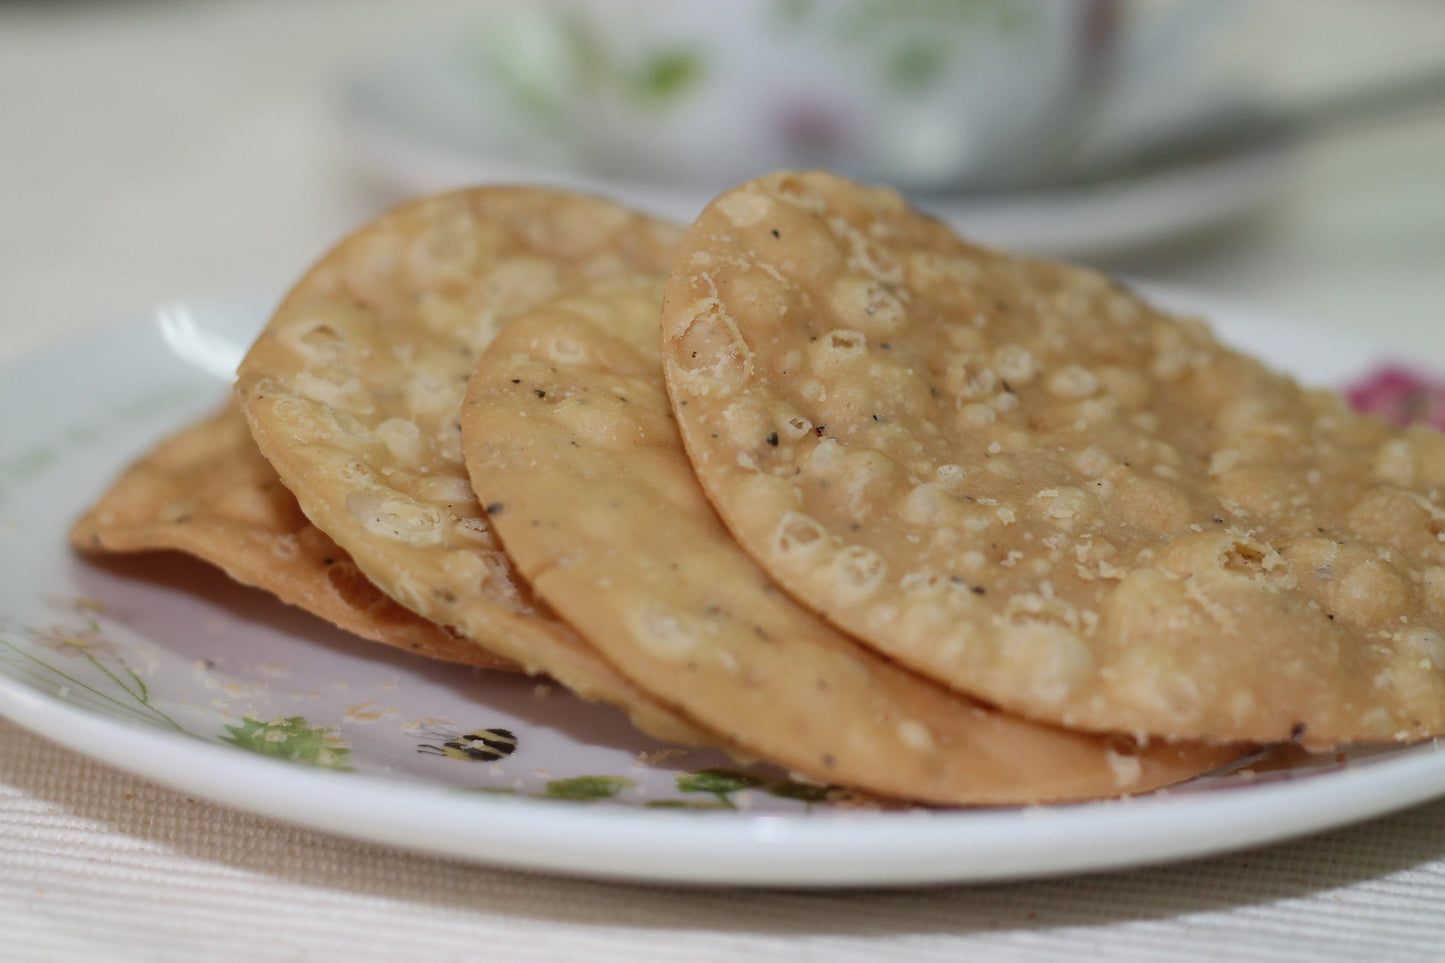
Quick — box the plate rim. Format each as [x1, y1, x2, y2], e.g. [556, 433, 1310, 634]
[2, 290, 1443, 888]
[5, 660, 1445, 888]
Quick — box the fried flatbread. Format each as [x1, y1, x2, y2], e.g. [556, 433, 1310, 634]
[71, 402, 513, 668]
[236, 187, 709, 745]
[461, 277, 1240, 803]
[659, 170, 1445, 749]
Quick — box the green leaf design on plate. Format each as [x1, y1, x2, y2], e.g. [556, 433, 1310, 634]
[675, 768, 765, 809]
[769, 780, 835, 804]
[544, 775, 635, 801]
[454, 786, 522, 797]
[1, 624, 189, 735]
[221, 716, 352, 770]
[645, 798, 730, 811]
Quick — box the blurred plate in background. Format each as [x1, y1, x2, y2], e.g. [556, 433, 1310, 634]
[337, 0, 1289, 257]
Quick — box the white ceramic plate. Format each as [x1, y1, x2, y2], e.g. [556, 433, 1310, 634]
[1, 290, 1440, 889]
[338, 51, 1290, 259]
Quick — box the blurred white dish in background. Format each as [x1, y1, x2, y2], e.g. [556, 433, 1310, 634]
[486, 0, 1091, 192]
[455, 0, 1248, 194]
[337, 0, 1287, 258]
[341, 99, 1288, 257]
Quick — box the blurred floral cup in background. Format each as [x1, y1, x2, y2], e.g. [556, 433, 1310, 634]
[476, 0, 1247, 193]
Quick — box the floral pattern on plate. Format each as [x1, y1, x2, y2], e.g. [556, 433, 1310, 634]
[4, 294, 1445, 886]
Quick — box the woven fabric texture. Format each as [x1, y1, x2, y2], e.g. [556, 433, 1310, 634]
[5, 718, 1445, 962]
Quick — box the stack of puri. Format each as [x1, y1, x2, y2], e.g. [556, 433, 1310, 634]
[75, 174, 1445, 806]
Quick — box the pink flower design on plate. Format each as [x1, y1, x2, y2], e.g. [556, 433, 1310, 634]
[1344, 364, 1445, 430]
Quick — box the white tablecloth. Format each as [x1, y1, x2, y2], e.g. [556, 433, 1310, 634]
[4, 2, 1445, 960]
[8, 717, 1445, 963]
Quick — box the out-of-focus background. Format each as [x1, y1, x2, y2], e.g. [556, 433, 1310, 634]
[1, 0, 1442, 357]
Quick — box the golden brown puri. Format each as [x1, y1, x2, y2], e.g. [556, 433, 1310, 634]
[462, 278, 1240, 804]
[71, 402, 515, 669]
[660, 170, 1445, 750]
[236, 187, 710, 746]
